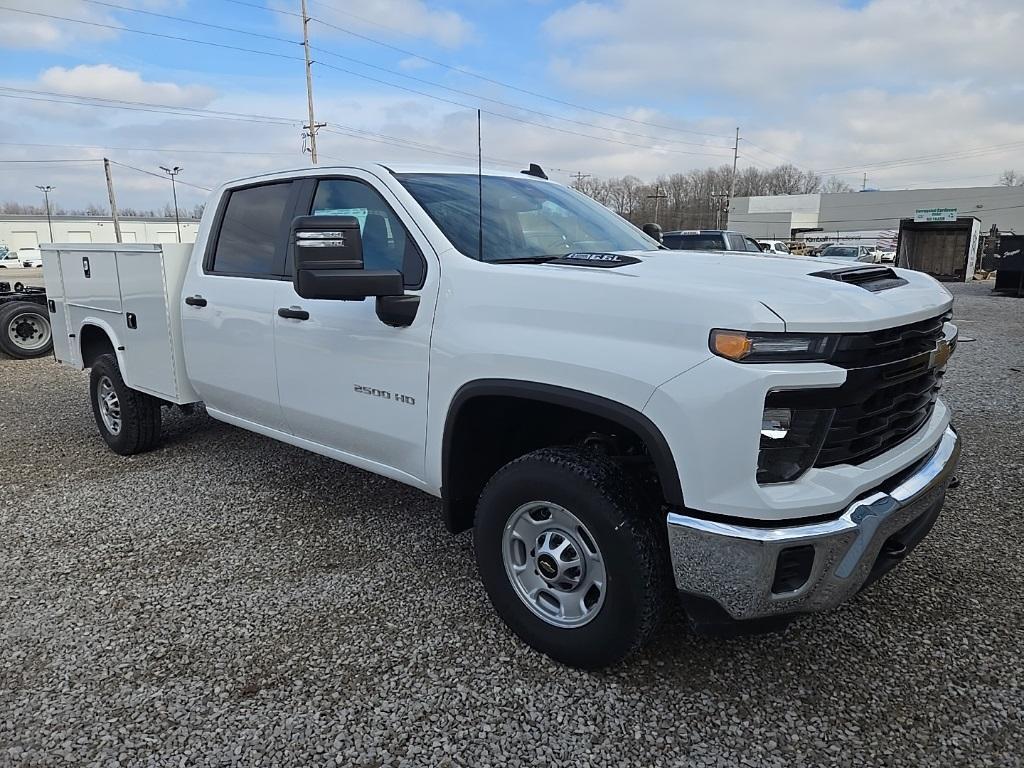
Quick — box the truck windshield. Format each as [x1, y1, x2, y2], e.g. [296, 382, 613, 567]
[396, 173, 659, 262]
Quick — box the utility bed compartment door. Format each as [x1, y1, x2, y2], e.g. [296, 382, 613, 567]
[40, 247, 72, 364]
[59, 249, 123, 313]
[116, 249, 177, 398]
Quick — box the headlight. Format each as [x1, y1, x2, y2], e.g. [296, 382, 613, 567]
[710, 329, 838, 363]
[757, 401, 834, 484]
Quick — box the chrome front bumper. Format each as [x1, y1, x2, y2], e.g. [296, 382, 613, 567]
[666, 426, 961, 621]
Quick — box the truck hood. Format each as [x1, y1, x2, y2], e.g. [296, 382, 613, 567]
[544, 250, 954, 332]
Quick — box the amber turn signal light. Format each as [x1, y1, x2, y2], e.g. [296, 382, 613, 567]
[710, 330, 753, 361]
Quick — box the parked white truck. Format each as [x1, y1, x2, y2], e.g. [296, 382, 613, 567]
[42, 163, 960, 668]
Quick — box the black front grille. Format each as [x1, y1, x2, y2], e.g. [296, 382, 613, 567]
[815, 364, 943, 466]
[766, 312, 952, 469]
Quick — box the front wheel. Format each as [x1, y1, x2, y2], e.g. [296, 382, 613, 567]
[474, 447, 668, 669]
[89, 353, 162, 455]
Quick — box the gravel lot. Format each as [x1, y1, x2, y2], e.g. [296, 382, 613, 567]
[1, 280, 1022, 767]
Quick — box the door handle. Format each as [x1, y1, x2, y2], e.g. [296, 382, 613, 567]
[277, 307, 310, 320]
[185, 295, 207, 307]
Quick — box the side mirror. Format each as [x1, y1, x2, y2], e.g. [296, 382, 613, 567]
[291, 215, 403, 301]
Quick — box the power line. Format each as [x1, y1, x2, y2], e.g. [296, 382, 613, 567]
[0, 158, 103, 163]
[222, 0, 736, 142]
[817, 141, 1024, 174]
[314, 61, 732, 158]
[107, 160, 213, 191]
[17, 3, 735, 158]
[0, 7, 304, 61]
[310, 45, 731, 151]
[76, 0, 303, 45]
[0, 141, 297, 157]
[0, 88, 574, 171]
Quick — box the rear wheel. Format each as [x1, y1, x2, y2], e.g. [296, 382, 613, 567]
[474, 446, 668, 669]
[89, 353, 162, 455]
[0, 301, 52, 358]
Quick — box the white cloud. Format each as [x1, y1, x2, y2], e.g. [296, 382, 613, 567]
[0, 0, 183, 50]
[277, 0, 473, 49]
[397, 57, 432, 71]
[542, 0, 1023, 100]
[38, 65, 217, 108]
[2, 0, 1024, 210]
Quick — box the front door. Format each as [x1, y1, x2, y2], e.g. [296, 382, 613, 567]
[181, 180, 299, 431]
[273, 172, 438, 481]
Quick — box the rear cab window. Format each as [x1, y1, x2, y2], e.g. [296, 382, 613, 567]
[664, 234, 726, 251]
[208, 181, 296, 277]
[726, 233, 748, 251]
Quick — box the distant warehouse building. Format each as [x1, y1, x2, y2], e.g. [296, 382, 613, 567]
[728, 185, 1024, 242]
[0, 215, 199, 256]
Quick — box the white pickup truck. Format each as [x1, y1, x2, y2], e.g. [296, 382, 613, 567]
[42, 162, 960, 668]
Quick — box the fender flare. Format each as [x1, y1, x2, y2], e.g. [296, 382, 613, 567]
[77, 318, 126, 371]
[441, 379, 685, 526]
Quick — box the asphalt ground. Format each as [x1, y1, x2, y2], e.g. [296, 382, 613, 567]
[1, 279, 1021, 767]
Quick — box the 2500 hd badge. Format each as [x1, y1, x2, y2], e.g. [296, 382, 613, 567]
[354, 384, 416, 405]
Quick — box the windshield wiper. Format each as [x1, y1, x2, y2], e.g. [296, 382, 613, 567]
[489, 255, 561, 264]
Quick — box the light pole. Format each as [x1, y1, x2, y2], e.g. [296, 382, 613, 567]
[160, 165, 183, 242]
[36, 185, 55, 242]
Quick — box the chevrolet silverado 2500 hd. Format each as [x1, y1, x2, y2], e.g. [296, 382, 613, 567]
[42, 163, 960, 669]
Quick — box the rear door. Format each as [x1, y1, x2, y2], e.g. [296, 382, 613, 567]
[181, 180, 300, 431]
[273, 172, 436, 480]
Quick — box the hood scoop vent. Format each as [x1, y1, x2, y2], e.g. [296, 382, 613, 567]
[809, 265, 908, 292]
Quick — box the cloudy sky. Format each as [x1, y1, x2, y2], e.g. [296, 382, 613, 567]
[1, 0, 1023, 211]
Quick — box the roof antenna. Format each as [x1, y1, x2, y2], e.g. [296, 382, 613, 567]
[521, 163, 548, 180]
[477, 109, 484, 262]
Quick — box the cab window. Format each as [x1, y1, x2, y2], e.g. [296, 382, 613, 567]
[210, 182, 294, 276]
[310, 179, 425, 288]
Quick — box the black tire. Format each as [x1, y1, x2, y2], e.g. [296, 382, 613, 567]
[89, 353, 162, 455]
[474, 446, 668, 669]
[0, 301, 53, 359]
[13, 281, 24, 292]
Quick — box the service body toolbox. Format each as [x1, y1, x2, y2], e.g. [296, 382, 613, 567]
[41, 243, 199, 404]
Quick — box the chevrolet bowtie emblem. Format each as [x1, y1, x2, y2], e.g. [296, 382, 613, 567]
[931, 339, 953, 368]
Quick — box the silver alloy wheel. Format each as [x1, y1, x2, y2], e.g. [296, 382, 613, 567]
[96, 375, 122, 435]
[502, 501, 607, 628]
[7, 310, 51, 351]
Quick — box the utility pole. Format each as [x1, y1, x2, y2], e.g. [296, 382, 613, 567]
[729, 126, 740, 199]
[646, 188, 668, 222]
[103, 159, 122, 243]
[711, 192, 730, 229]
[571, 171, 591, 190]
[160, 165, 183, 243]
[300, 0, 326, 164]
[862, 172, 867, 191]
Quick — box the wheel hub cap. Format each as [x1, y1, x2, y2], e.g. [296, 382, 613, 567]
[7, 312, 50, 350]
[502, 501, 607, 628]
[96, 375, 122, 435]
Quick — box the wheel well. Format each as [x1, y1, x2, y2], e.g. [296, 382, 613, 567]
[79, 325, 115, 368]
[441, 382, 684, 533]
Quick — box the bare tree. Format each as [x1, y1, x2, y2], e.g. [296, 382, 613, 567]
[575, 162, 828, 228]
[822, 176, 855, 193]
[998, 169, 1022, 186]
